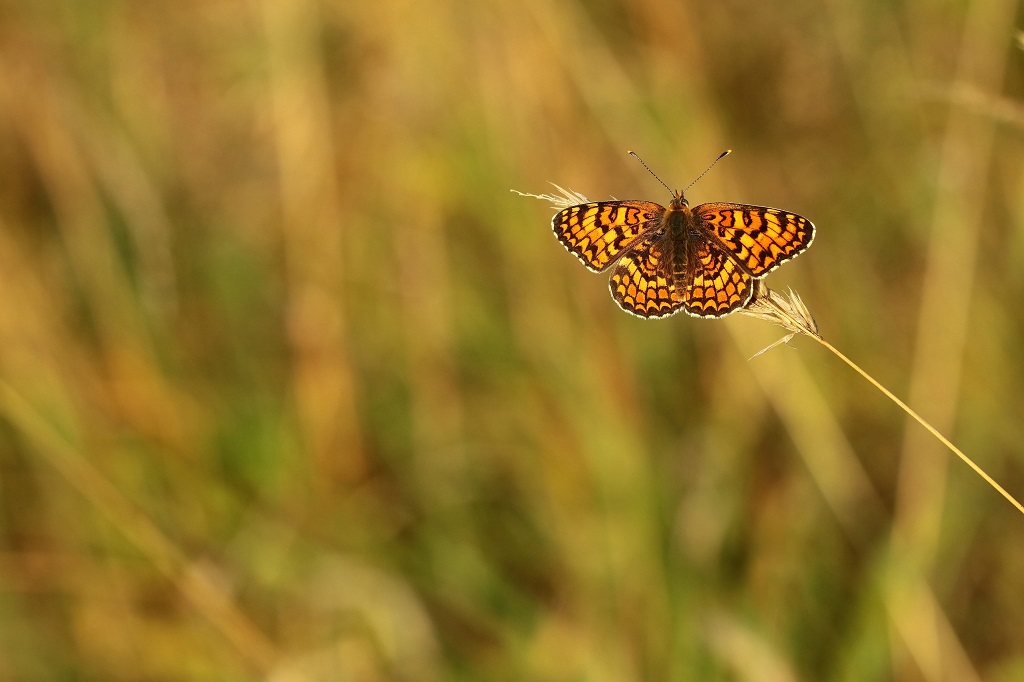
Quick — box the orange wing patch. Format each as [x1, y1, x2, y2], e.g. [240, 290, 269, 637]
[679, 239, 754, 317]
[552, 201, 663, 272]
[695, 203, 814, 277]
[608, 237, 685, 318]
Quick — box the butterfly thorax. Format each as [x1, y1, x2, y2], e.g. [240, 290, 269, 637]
[665, 193, 699, 240]
[660, 193, 700, 281]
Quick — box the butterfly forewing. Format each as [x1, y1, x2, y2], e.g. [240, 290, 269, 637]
[694, 203, 815, 277]
[552, 200, 664, 272]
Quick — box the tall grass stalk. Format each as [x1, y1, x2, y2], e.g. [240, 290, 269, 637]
[742, 284, 1024, 516]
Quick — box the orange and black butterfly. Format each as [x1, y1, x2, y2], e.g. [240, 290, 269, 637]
[551, 153, 815, 318]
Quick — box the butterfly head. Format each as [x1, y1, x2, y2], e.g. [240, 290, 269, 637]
[670, 189, 690, 210]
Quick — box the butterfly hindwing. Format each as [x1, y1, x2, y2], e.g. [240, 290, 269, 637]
[608, 235, 686, 318]
[678, 237, 754, 317]
[552, 201, 664, 272]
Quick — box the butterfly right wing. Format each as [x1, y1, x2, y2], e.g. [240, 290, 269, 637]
[552, 201, 664, 272]
[693, 202, 814, 277]
[677, 237, 754, 317]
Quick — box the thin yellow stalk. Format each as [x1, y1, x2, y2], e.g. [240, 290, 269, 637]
[810, 335, 1024, 515]
[742, 284, 1024, 516]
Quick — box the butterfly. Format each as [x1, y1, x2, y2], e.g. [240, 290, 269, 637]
[551, 157, 815, 318]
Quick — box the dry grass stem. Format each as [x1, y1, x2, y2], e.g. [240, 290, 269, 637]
[745, 285, 1024, 517]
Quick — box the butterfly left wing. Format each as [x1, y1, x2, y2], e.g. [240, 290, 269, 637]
[552, 200, 664, 272]
[694, 203, 814, 277]
[608, 235, 686, 318]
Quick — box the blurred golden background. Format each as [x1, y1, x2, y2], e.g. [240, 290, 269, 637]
[1, 0, 1023, 679]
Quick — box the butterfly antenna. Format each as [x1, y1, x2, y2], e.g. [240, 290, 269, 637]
[682, 149, 732, 194]
[628, 151, 674, 196]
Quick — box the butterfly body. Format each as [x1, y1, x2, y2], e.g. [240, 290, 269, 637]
[552, 191, 814, 319]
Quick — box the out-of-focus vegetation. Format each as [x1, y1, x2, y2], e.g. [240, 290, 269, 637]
[0, 0, 1022, 679]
